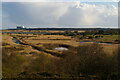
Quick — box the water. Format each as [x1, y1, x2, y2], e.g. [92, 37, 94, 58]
[12, 38, 69, 51]
[80, 41, 93, 43]
[13, 38, 20, 44]
[54, 47, 68, 51]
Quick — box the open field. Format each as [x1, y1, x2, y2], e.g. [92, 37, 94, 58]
[2, 30, 120, 79]
[81, 34, 119, 42]
[7, 33, 119, 55]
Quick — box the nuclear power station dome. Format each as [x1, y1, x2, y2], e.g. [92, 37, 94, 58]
[17, 25, 25, 29]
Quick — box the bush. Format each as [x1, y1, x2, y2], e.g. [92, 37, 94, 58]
[76, 44, 118, 79]
[2, 42, 10, 46]
[56, 44, 119, 79]
[2, 47, 26, 78]
[2, 43, 119, 79]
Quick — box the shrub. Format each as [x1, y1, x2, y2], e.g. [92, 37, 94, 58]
[2, 47, 26, 78]
[2, 42, 10, 46]
[76, 44, 118, 79]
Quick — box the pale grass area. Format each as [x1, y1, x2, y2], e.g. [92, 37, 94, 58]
[19, 34, 119, 56]
[12, 34, 79, 47]
[2, 33, 119, 56]
[2, 34, 60, 58]
[2, 34, 40, 53]
[25, 40, 79, 47]
[79, 42, 119, 55]
[2, 34, 16, 45]
[101, 44, 119, 55]
[27, 35, 72, 40]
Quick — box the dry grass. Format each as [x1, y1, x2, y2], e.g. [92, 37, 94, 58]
[2, 34, 16, 45]
[2, 32, 119, 79]
[14, 34, 79, 47]
[3, 33, 119, 56]
[2, 34, 44, 55]
[27, 35, 71, 40]
[2, 33, 62, 59]
[79, 42, 120, 55]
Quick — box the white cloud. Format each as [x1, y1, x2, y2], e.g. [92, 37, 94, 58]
[2, 0, 49, 2]
[2, 0, 120, 2]
[2, 2, 118, 28]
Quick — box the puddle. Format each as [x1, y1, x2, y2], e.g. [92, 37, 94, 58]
[13, 38, 20, 44]
[12, 37, 61, 57]
[54, 47, 68, 51]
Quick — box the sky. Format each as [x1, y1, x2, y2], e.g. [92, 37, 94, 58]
[1, 0, 119, 29]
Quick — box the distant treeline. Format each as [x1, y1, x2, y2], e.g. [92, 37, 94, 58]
[8, 28, 119, 31]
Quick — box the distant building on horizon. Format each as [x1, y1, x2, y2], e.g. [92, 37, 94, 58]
[17, 25, 25, 29]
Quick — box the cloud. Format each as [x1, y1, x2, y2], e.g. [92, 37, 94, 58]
[2, 2, 118, 29]
[2, 0, 49, 2]
[2, 0, 120, 2]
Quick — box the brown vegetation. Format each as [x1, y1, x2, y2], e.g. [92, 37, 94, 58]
[2, 32, 120, 79]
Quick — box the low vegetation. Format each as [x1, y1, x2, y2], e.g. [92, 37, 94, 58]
[2, 43, 119, 79]
[2, 29, 120, 79]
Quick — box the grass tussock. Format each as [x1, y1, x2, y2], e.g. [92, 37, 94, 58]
[2, 44, 118, 79]
[2, 33, 119, 79]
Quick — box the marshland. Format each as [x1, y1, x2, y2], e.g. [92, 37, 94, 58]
[1, 29, 120, 79]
